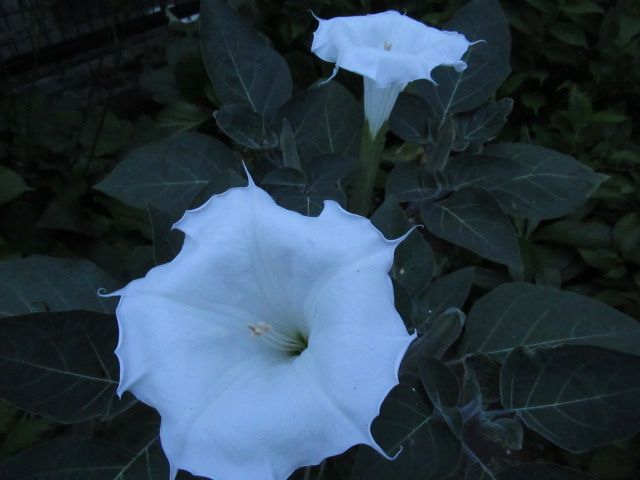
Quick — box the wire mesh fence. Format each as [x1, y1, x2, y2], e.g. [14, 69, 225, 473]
[1, 0, 199, 92]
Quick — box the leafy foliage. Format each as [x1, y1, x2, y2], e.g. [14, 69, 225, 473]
[1, 0, 638, 478]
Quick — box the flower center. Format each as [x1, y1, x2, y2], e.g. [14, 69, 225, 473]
[248, 322, 308, 356]
[383, 41, 392, 51]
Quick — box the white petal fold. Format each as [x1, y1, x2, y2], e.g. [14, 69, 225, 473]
[311, 10, 473, 88]
[114, 180, 415, 480]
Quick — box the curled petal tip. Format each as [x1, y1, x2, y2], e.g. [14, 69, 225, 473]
[241, 161, 256, 187]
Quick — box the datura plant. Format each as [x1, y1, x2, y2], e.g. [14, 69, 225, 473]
[0, 1, 639, 480]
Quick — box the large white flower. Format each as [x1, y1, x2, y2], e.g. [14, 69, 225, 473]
[311, 10, 474, 136]
[112, 176, 415, 480]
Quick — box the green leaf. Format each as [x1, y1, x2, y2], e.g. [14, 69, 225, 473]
[371, 198, 434, 297]
[389, 93, 431, 144]
[0, 165, 30, 206]
[496, 464, 596, 480]
[262, 168, 306, 187]
[453, 98, 513, 152]
[404, 308, 465, 366]
[534, 220, 611, 249]
[279, 119, 301, 170]
[0, 436, 167, 479]
[277, 82, 362, 161]
[0, 256, 118, 316]
[387, 162, 438, 202]
[501, 345, 640, 452]
[415, 0, 511, 122]
[458, 283, 640, 359]
[444, 144, 607, 220]
[149, 206, 184, 266]
[549, 22, 589, 48]
[156, 101, 209, 134]
[422, 189, 521, 268]
[0, 311, 131, 423]
[96, 132, 236, 215]
[416, 267, 475, 324]
[463, 353, 501, 404]
[351, 384, 461, 480]
[199, 0, 291, 115]
[273, 186, 345, 217]
[306, 154, 357, 190]
[189, 168, 247, 209]
[477, 417, 523, 450]
[420, 358, 461, 410]
[214, 103, 278, 149]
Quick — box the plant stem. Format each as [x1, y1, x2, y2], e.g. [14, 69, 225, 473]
[351, 123, 387, 216]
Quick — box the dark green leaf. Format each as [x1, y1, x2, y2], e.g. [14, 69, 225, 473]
[0, 165, 30, 205]
[273, 186, 345, 217]
[477, 417, 523, 450]
[149, 206, 184, 266]
[549, 22, 589, 48]
[458, 283, 640, 359]
[454, 98, 513, 152]
[415, 0, 511, 122]
[501, 345, 640, 452]
[394, 232, 434, 298]
[277, 82, 362, 161]
[371, 199, 434, 297]
[351, 385, 461, 480]
[416, 267, 475, 324]
[534, 220, 611, 249]
[96, 132, 236, 215]
[199, 0, 291, 115]
[306, 154, 357, 190]
[420, 358, 460, 410]
[0, 311, 130, 423]
[387, 162, 438, 202]
[279, 119, 301, 170]
[214, 103, 278, 149]
[0, 256, 118, 316]
[496, 464, 596, 480]
[463, 353, 500, 404]
[389, 93, 431, 144]
[262, 168, 306, 187]
[0, 436, 167, 479]
[156, 101, 209, 134]
[444, 144, 607, 220]
[422, 189, 521, 267]
[404, 308, 465, 366]
[189, 168, 247, 210]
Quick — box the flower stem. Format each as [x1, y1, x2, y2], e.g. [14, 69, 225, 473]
[351, 123, 387, 216]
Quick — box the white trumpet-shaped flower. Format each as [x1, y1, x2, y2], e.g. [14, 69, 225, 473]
[111, 175, 415, 480]
[311, 10, 475, 137]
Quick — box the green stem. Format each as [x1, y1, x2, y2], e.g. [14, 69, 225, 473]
[351, 123, 387, 216]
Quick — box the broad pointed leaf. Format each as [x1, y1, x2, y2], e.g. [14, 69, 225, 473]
[95, 132, 236, 215]
[415, 0, 511, 122]
[501, 345, 640, 452]
[199, 0, 291, 115]
[0, 256, 118, 317]
[421, 189, 521, 267]
[444, 144, 606, 220]
[458, 283, 640, 359]
[277, 82, 362, 160]
[351, 384, 461, 480]
[0, 435, 167, 479]
[0, 311, 130, 423]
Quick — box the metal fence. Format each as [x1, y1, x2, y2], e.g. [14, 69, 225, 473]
[1, 0, 199, 92]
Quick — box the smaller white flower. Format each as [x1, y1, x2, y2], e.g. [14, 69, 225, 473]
[311, 10, 475, 136]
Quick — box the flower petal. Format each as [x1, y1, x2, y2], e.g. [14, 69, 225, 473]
[311, 11, 473, 88]
[115, 181, 414, 479]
